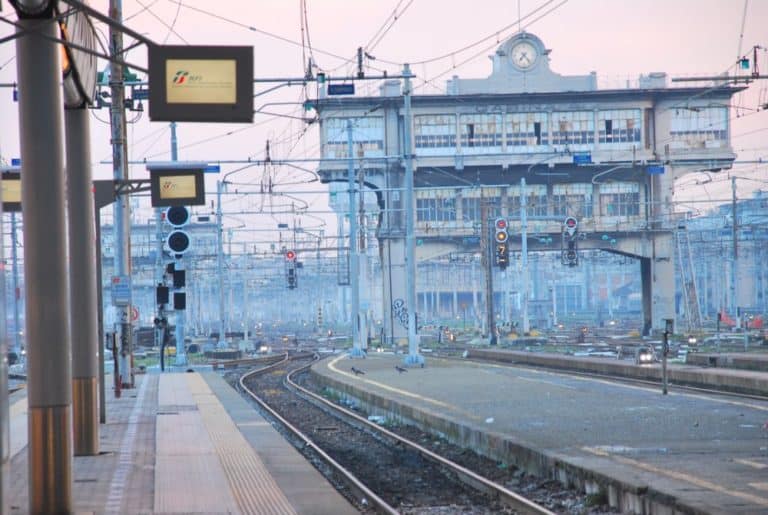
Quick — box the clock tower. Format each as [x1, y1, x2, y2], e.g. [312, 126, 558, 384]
[447, 32, 597, 95]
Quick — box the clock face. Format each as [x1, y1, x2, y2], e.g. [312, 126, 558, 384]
[511, 41, 538, 69]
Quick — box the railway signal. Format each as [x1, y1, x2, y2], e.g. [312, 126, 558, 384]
[164, 206, 191, 256]
[285, 249, 298, 289]
[494, 218, 509, 269]
[561, 217, 579, 267]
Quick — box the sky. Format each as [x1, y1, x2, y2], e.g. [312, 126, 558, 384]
[0, 0, 766, 247]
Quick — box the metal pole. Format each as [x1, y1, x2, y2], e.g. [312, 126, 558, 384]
[175, 256, 187, 365]
[95, 208, 106, 424]
[154, 207, 164, 352]
[662, 330, 669, 395]
[169, 123, 188, 365]
[109, 0, 134, 388]
[216, 180, 227, 348]
[346, 121, 363, 357]
[520, 177, 530, 334]
[337, 212, 348, 330]
[10, 213, 20, 356]
[482, 204, 495, 344]
[0, 175, 9, 515]
[402, 64, 423, 366]
[65, 107, 100, 456]
[716, 314, 721, 352]
[16, 16, 73, 512]
[553, 280, 558, 327]
[731, 176, 737, 317]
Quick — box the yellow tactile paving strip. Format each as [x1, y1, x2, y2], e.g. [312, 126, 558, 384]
[155, 374, 240, 514]
[187, 373, 298, 515]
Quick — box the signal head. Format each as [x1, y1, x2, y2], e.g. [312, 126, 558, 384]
[165, 229, 191, 255]
[165, 206, 190, 227]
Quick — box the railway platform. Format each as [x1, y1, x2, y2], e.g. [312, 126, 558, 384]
[310, 350, 768, 514]
[470, 348, 768, 396]
[8, 370, 357, 514]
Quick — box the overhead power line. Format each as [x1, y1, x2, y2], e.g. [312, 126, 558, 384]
[376, 0, 563, 67]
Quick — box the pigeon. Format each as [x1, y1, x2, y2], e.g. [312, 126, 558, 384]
[395, 365, 408, 373]
[351, 366, 365, 376]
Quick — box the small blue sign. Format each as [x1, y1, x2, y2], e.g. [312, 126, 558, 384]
[204, 164, 221, 174]
[11, 158, 21, 167]
[328, 83, 355, 95]
[111, 275, 132, 306]
[132, 88, 149, 100]
[573, 153, 592, 165]
[647, 165, 665, 175]
[463, 237, 480, 246]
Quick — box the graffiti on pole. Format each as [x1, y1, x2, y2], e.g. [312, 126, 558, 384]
[392, 298, 409, 329]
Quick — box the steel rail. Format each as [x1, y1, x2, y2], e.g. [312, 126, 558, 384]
[284, 358, 555, 515]
[238, 353, 398, 515]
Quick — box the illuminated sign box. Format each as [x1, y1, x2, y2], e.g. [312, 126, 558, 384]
[149, 167, 205, 207]
[148, 45, 253, 123]
[2, 172, 21, 212]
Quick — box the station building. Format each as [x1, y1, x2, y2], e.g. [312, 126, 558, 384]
[313, 32, 741, 341]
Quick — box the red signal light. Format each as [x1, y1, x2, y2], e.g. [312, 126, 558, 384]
[286, 250, 296, 261]
[495, 218, 507, 230]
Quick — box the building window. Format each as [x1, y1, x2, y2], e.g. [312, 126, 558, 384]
[551, 111, 594, 147]
[506, 112, 549, 150]
[416, 190, 456, 222]
[599, 182, 640, 216]
[459, 114, 502, 148]
[508, 184, 547, 217]
[598, 109, 641, 144]
[670, 106, 728, 146]
[323, 116, 384, 158]
[414, 114, 457, 149]
[552, 183, 593, 218]
[460, 190, 502, 223]
[461, 197, 480, 223]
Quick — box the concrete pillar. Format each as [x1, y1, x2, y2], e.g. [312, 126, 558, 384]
[736, 244, 753, 308]
[652, 243, 676, 332]
[641, 257, 652, 335]
[381, 238, 408, 344]
[640, 238, 676, 335]
[16, 17, 73, 513]
[65, 107, 100, 456]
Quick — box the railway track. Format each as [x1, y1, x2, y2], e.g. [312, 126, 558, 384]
[233, 352, 573, 514]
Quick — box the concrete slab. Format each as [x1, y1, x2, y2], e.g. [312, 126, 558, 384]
[311, 353, 768, 514]
[200, 372, 359, 515]
[7, 370, 357, 515]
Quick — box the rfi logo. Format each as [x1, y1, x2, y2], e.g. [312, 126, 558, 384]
[171, 70, 201, 85]
[172, 70, 189, 85]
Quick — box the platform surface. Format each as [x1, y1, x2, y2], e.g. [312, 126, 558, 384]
[313, 352, 768, 514]
[8, 371, 357, 515]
